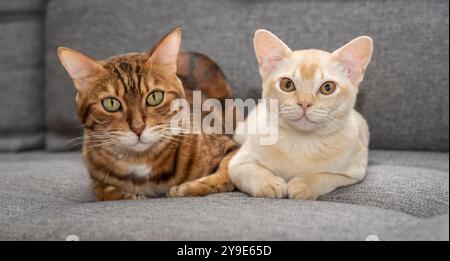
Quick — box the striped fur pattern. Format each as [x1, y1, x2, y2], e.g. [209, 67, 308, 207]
[58, 28, 238, 201]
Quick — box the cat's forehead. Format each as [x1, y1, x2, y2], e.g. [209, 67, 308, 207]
[102, 52, 148, 66]
[101, 54, 146, 98]
[96, 53, 154, 99]
[291, 50, 333, 70]
[279, 49, 334, 82]
[98, 52, 174, 100]
[101, 53, 148, 72]
[292, 49, 331, 59]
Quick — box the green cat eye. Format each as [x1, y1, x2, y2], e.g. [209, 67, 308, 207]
[101, 97, 121, 112]
[146, 90, 164, 106]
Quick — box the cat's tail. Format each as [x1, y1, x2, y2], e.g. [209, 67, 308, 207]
[177, 51, 233, 101]
[177, 52, 241, 133]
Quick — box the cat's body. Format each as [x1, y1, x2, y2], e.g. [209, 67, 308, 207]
[236, 103, 368, 180]
[87, 128, 237, 200]
[229, 30, 373, 200]
[58, 28, 238, 201]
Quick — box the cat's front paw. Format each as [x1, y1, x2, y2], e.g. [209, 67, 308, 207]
[253, 176, 288, 198]
[133, 194, 146, 200]
[97, 191, 145, 201]
[287, 178, 318, 200]
[167, 182, 198, 197]
[168, 184, 186, 197]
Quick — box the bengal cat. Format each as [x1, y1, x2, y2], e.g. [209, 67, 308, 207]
[57, 27, 238, 201]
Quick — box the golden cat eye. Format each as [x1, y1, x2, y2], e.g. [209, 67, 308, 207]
[279, 78, 296, 92]
[101, 97, 121, 112]
[319, 81, 337, 95]
[146, 90, 164, 106]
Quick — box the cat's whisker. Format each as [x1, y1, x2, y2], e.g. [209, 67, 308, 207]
[159, 133, 191, 142]
[163, 129, 189, 135]
[320, 116, 346, 133]
[158, 126, 191, 134]
[66, 136, 85, 144]
[322, 120, 336, 133]
[158, 134, 192, 146]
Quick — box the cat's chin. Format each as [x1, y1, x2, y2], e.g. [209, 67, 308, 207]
[283, 117, 322, 132]
[128, 142, 153, 153]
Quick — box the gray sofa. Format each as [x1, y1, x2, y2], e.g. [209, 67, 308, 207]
[0, 0, 448, 240]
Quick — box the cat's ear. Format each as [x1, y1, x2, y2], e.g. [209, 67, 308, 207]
[145, 27, 182, 74]
[332, 36, 373, 85]
[254, 29, 292, 79]
[57, 47, 105, 92]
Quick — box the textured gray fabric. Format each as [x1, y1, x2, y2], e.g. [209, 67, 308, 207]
[0, 150, 448, 240]
[0, 1, 46, 151]
[0, 0, 46, 12]
[1, 194, 448, 241]
[45, 0, 449, 151]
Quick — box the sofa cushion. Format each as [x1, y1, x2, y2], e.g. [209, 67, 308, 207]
[0, 0, 46, 12]
[0, 0, 46, 151]
[45, 0, 449, 151]
[322, 150, 450, 218]
[0, 150, 448, 240]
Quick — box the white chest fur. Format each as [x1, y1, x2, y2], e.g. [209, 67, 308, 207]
[236, 110, 363, 180]
[256, 135, 352, 179]
[127, 164, 152, 178]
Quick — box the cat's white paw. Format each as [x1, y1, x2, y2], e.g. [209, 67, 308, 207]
[287, 178, 318, 200]
[253, 176, 288, 198]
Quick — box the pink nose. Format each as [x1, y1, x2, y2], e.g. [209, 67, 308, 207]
[298, 101, 314, 112]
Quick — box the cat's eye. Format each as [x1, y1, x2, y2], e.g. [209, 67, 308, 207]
[279, 78, 296, 92]
[101, 97, 121, 112]
[319, 81, 337, 95]
[146, 90, 164, 106]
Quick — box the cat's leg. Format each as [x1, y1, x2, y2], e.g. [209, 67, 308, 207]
[93, 181, 144, 201]
[229, 162, 288, 199]
[287, 173, 361, 200]
[167, 152, 236, 197]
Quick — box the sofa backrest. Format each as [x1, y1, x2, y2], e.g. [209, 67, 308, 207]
[3, 0, 449, 152]
[0, 0, 47, 151]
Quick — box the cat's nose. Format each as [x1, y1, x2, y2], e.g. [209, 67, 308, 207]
[298, 101, 315, 112]
[131, 125, 145, 137]
[297, 94, 316, 112]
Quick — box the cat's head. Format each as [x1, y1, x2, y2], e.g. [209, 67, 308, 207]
[58, 27, 184, 154]
[254, 29, 373, 134]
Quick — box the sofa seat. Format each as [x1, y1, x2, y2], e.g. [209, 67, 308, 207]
[0, 150, 448, 240]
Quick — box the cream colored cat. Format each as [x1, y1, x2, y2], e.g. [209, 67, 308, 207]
[229, 30, 373, 200]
